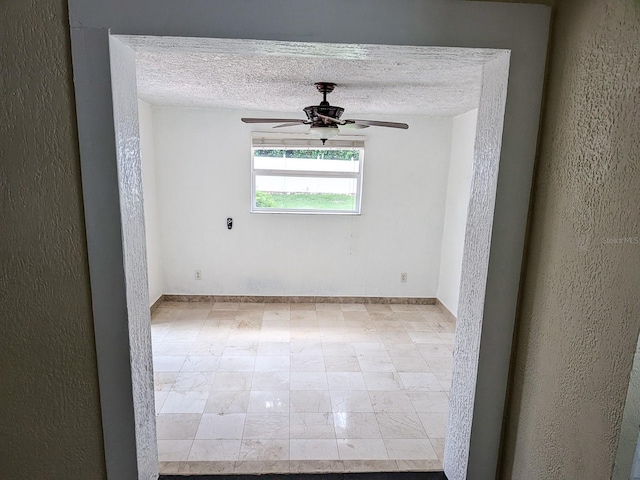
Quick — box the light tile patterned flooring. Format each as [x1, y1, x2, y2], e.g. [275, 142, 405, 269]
[151, 301, 454, 474]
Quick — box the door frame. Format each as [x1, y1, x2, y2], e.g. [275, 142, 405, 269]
[67, 1, 551, 479]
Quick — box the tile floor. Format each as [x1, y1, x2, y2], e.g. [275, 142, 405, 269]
[151, 301, 454, 474]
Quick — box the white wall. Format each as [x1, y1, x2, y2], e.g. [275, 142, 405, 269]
[150, 106, 454, 297]
[437, 109, 478, 316]
[138, 100, 164, 305]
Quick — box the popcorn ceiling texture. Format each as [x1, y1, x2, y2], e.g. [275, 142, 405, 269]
[0, 0, 107, 478]
[444, 53, 510, 480]
[117, 36, 505, 116]
[502, 0, 640, 477]
[109, 38, 158, 479]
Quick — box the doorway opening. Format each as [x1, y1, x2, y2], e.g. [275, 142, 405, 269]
[111, 36, 507, 475]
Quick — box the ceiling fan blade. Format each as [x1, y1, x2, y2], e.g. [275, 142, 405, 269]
[241, 118, 306, 124]
[272, 122, 310, 128]
[316, 113, 345, 125]
[345, 119, 409, 129]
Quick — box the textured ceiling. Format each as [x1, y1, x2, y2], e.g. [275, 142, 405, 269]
[117, 36, 505, 116]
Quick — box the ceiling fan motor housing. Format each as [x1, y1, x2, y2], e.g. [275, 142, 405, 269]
[305, 82, 343, 127]
[304, 105, 344, 127]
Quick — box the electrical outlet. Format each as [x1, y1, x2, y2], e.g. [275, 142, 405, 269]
[195, 270, 202, 280]
[400, 272, 407, 283]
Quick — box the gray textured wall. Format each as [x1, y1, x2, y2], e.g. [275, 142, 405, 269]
[0, 0, 107, 479]
[503, 0, 640, 477]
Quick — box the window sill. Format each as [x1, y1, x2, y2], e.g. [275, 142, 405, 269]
[250, 209, 362, 215]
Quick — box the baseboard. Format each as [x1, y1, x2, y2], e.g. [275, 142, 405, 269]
[436, 299, 457, 321]
[150, 296, 164, 315]
[159, 294, 437, 305]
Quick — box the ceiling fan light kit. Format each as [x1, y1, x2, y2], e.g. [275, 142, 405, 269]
[241, 82, 409, 144]
[309, 125, 339, 140]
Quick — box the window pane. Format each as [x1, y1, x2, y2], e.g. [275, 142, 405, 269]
[255, 175, 358, 211]
[254, 148, 361, 173]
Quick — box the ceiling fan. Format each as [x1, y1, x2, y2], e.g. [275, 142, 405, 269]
[241, 82, 409, 144]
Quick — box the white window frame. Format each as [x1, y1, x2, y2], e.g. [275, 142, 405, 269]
[250, 133, 365, 215]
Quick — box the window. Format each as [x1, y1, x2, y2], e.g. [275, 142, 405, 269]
[251, 135, 365, 214]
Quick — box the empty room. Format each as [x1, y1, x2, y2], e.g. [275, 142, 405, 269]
[126, 36, 488, 475]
